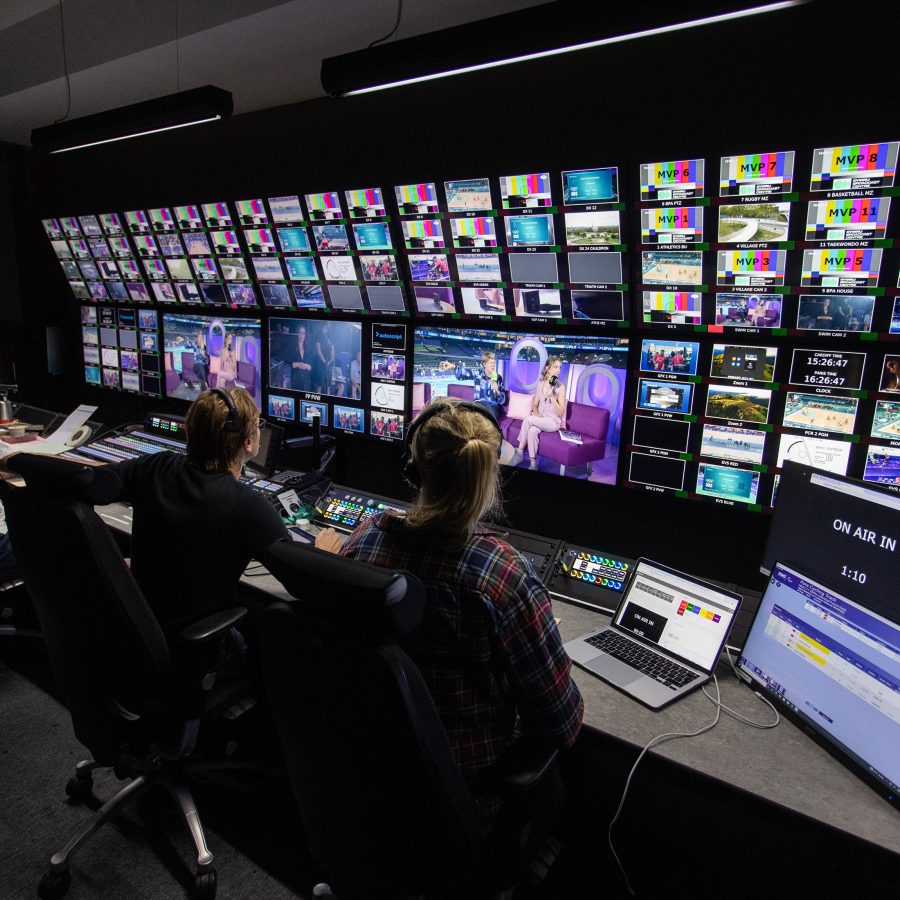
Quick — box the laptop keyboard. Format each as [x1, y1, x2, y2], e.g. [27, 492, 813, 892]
[586, 630, 697, 690]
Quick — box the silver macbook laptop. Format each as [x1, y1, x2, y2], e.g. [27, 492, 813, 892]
[564, 558, 742, 709]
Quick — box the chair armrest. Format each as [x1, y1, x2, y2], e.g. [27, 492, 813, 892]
[177, 606, 247, 644]
[494, 736, 559, 795]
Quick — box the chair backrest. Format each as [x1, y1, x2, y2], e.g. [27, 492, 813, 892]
[260, 540, 482, 900]
[2, 456, 171, 762]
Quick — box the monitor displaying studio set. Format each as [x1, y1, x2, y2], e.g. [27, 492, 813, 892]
[412, 326, 629, 483]
[162, 312, 263, 407]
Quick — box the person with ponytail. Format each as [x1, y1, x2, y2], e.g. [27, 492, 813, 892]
[315, 396, 583, 832]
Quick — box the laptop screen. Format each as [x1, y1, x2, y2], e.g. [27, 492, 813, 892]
[738, 562, 900, 808]
[613, 560, 740, 671]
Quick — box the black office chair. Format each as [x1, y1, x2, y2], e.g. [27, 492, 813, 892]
[2, 454, 255, 900]
[260, 539, 564, 900]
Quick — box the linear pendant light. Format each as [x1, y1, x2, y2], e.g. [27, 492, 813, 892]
[31, 85, 233, 154]
[321, 1, 806, 97]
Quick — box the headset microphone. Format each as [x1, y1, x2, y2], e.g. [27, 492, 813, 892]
[211, 387, 243, 433]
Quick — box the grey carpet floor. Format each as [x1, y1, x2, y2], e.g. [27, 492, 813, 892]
[0, 658, 306, 900]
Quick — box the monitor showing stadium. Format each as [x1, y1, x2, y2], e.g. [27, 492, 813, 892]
[413, 325, 629, 483]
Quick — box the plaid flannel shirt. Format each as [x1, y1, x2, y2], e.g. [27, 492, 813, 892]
[341, 512, 583, 830]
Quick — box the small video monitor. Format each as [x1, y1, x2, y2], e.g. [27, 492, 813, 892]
[227, 284, 258, 308]
[719, 149, 795, 197]
[304, 191, 342, 220]
[504, 214, 555, 247]
[174, 204, 203, 230]
[637, 377, 693, 414]
[394, 182, 439, 215]
[642, 291, 702, 325]
[710, 344, 777, 382]
[810, 140, 899, 192]
[157, 233, 184, 258]
[351, 222, 392, 251]
[182, 232, 212, 257]
[99, 212, 124, 235]
[277, 227, 312, 253]
[805, 197, 890, 242]
[562, 167, 618, 205]
[718, 202, 790, 243]
[268, 395, 296, 421]
[237, 199, 268, 225]
[260, 283, 293, 308]
[714, 294, 782, 328]
[78, 214, 101, 236]
[61, 216, 81, 237]
[312, 224, 350, 251]
[361, 255, 399, 282]
[243, 228, 276, 254]
[149, 207, 175, 231]
[268, 195, 305, 224]
[402, 219, 444, 249]
[499, 172, 552, 208]
[201, 201, 233, 228]
[640, 158, 705, 202]
[568, 252, 622, 285]
[800, 248, 882, 288]
[450, 217, 497, 248]
[641, 207, 702, 244]
[345, 187, 386, 218]
[456, 253, 503, 282]
[285, 256, 319, 282]
[125, 210, 150, 233]
[444, 177, 492, 212]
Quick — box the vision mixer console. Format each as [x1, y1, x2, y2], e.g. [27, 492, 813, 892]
[315, 486, 408, 531]
[546, 544, 636, 615]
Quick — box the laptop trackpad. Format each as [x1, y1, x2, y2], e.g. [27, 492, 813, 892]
[589, 655, 644, 687]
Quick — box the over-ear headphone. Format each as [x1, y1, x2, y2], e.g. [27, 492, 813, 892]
[402, 400, 503, 490]
[210, 387, 243, 433]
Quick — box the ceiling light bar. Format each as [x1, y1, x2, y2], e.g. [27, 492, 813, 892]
[335, 1, 805, 97]
[49, 115, 223, 154]
[31, 85, 232, 154]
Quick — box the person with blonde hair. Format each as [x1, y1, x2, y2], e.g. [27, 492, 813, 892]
[513, 355, 567, 469]
[316, 397, 583, 832]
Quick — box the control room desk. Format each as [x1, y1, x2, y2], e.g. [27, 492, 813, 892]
[248, 566, 900, 868]
[92, 502, 900, 870]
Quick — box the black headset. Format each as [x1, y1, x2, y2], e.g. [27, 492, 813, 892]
[402, 400, 503, 490]
[210, 387, 243, 433]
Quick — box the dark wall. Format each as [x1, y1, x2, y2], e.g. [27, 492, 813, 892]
[11, 0, 895, 586]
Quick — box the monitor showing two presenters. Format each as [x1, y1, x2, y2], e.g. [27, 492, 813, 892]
[267, 318, 363, 401]
[162, 313, 263, 408]
[413, 326, 629, 484]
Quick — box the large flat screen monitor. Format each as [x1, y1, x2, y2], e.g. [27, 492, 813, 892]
[162, 313, 262, 407]
[761, 462, 900, 621]
[412, 326, 629, 484]
[268, 317, 363, 401]
[738, 562, 899, 811]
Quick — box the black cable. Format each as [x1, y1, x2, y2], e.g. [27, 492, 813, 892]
[175, 0, 181, 94]
[368, 0, 403, 48]
[54, 0, 72, 125]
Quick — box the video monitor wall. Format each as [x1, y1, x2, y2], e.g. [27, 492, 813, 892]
[80, 304, 162, 396]
[44, 135, 900, 505]
[398, 167, 628, 327]
[412, 326, 629, 483]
